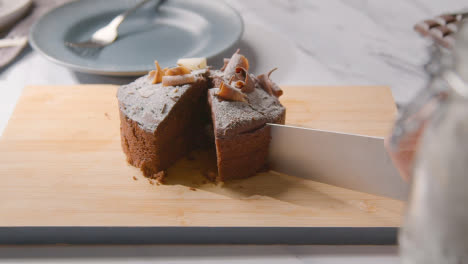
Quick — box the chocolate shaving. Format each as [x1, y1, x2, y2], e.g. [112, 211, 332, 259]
[165, 66, 192, 76]
[149, 60, 164, 84]
[216, 81, 247, 102]
[220, 58, 230, 71]
[223, 49, 249, 80]
[162, 74, 195, 87]
[228, 75, 235, 85]
[257, 74, 272, 95]
[257, 67, 283, 97]
[234, 67, 255, 93]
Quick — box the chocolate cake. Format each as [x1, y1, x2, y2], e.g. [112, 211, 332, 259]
[117, 52, 285, 182]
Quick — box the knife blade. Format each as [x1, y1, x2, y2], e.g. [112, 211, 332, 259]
[267, 124, 409, 200]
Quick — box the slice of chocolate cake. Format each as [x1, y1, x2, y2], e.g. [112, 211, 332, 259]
[117, 63, 209, 179]
[207, 52, 285, 181]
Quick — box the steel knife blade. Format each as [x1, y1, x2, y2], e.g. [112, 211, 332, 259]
[267, 124, 409, 200]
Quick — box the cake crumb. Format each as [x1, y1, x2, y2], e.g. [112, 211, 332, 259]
[104, 112, 111, 120]
[189, 187, 197, 191]
[148, 179, 154, 185]
[161, 104, 167, 114]
[208, 171, 217, 181]
[259, 163, 271, 173]
[202, 170, 217, 181]
[357, 201, 377, 213]
[174, 88, 179, 93]
[187, 153, 195, 160]
[132, 176, 138, 181]
[150, 170, 167, 184]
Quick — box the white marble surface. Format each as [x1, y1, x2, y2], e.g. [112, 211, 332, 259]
[1, 0, 467, 263]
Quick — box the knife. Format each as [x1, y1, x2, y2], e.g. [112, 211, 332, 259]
[267, 124, 409, 200]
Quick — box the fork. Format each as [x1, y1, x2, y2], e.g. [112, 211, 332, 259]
[65, 0, 163, 49]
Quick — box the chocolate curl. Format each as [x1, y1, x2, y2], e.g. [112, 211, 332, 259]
[267, 68, 283, 97]
[148, 60, 164, 84]
[234, 67, 255, 93]
[228, 75, 235, 85]
[223, 49, 249, 79]
[162, 74, 195, 87]
[216, 81, 247, 102]
[165, 66, 192, 76]
[257, 74, 272, 95]
[220, 58, 230, 71]
[257, 68, 283, 97]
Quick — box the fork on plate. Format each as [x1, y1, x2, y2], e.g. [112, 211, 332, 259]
[65, 0, 165, 49]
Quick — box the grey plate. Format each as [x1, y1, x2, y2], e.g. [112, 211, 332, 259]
[29, 0, 243, 76]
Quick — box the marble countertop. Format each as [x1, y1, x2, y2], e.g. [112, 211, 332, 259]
[1, 0, 467, 263]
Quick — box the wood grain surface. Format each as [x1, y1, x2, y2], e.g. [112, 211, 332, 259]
[0, 85, 403, 227]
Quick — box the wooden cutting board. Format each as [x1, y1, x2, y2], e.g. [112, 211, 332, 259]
[0, 85, 404, 244]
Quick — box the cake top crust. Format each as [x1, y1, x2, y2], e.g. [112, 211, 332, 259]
[208, 70, 285, 138]
[117, 69, 207, 132]
[117, 52, 285, 137]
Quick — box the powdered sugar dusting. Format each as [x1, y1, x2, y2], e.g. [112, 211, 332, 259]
[118, 67, 285, 137]
[209, 72, 285, 138]
[117, 69, 206, 132]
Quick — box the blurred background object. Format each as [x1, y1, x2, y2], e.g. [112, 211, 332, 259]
[414, 12, 468, 48]
[0, 0, 65, 68]
[0, 0, 32, 31]
[399, 20, 468, 263]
